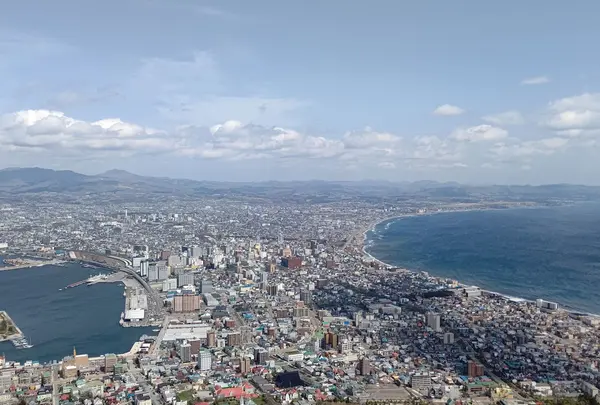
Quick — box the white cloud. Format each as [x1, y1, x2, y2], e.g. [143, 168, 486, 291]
[521, 76, 550, 85]
[482, 110, 525, 126]
[433, 104, 465, 116]
[0, 110, 177, 156]
[489, 137, 569, 162]
[544, 93, 600, 134]
[0, 109, 592, 181]
[450, 125, 508, 142]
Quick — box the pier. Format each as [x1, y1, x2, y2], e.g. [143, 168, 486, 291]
[0, 310, 23, 342]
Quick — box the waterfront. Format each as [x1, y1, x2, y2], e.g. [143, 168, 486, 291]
[366, 203, 600, 314]
[0, 261, 153, 363]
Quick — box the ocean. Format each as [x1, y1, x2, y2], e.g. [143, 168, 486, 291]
[366, 203, 600, 315]
[0, 262, 153, 363]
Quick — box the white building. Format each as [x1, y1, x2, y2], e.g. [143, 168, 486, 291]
[198, 350, 212, 371]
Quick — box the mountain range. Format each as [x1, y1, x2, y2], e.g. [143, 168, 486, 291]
[0, 167, 599, 202]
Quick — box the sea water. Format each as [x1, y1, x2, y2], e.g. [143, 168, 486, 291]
[366, 203, 600, 314]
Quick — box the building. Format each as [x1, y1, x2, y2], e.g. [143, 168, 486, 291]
[282, 247, 292, 258]
[426, 312, 441, 332]
[162, 278, 177, 292]
[322, 331, 338, 350]
[468, 360, 485, 378]
[148, 261, 168, 281]
[254, 347, 268, 365]
[168, 255, 183, 267]
[293, 307, 310, 318]
[207, 331, 216, 348]
[411, 372, 432, 394]
[179, 342, 192, 363]
[104, 353, 117, 373]
[300, 290, 311, 304]
[0, 371, 13, 392]
[136, 394, 152, 405]
[200, 279, 213, 294]
[139, 260, 149, 277]
[227, 332, 242, 347]
[198, 350, 212, 371]
[338, 339, 352, 354]
[359, 357, 370, 376]
[444, 332, 455, 344]
[173, 294, 201, 312]
[178, 272, 194, 287]
[240, 356, 252, 374]
[281, 257, 302, 269]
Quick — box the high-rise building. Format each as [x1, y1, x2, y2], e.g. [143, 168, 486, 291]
[104, 353, 117, 373]
[139, 260, 149, 277]
[178, 273, 194, 287]
[240, 356, 252, 374]
[227, 332, 242, 347]
[468, 360, 485, 378]
[281, 257, 302, 269]
[254, 347, 268, 365]
[359, 357, 370, 376]
[426, 312, 441, 332]
[157, 261, 168, 280]
[293, 307, 310, 318]
[200, 279, 213, 294]
[148, 263, 158, 281]
[207, 331, 216, 348]
[300, 290, 311, 304]
[322, 331, 338, 350]
[179, 342, 192, 363]
[173, 294, 201, 312]
[198, 350, 212, 371]
[444, 332, 455, 345]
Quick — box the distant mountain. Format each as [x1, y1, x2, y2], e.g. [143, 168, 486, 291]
[0, 167, 598, 202]
[97, 169, 145, 181]
[0, 167, 97, 193]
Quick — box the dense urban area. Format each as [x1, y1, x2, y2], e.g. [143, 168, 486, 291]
[0, 174, 599, 405]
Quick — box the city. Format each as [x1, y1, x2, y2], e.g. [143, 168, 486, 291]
[0, 181, 599, 405]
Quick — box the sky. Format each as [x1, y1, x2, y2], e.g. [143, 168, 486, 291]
[1, 1, 600, 184]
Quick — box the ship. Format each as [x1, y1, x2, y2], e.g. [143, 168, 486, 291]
[65, 273, 108, 289]
[86, 273, 108, 285]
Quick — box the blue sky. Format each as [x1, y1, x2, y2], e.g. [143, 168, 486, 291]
[1, 1, 599, 184]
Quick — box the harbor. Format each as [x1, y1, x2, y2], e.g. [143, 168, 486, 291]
[0, 263, 156, 364]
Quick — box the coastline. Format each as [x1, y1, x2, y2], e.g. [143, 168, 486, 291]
[0, 259, 68, 272]
[359, 204, 600, 318]
[0, 311, 24, 342]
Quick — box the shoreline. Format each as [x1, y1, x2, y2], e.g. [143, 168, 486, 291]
[359, 204, 600, 318]
[0, 311, 24, 342]
[0, 259, 68, 272]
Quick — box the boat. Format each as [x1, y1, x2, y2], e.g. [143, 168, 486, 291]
[10, 336, 33, 349]
[152, 329, 161, 332]
[58, 288, 63, 291]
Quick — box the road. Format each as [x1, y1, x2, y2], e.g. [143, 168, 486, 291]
[127, 358, 163, 405]
[150, 316, 170, 357]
